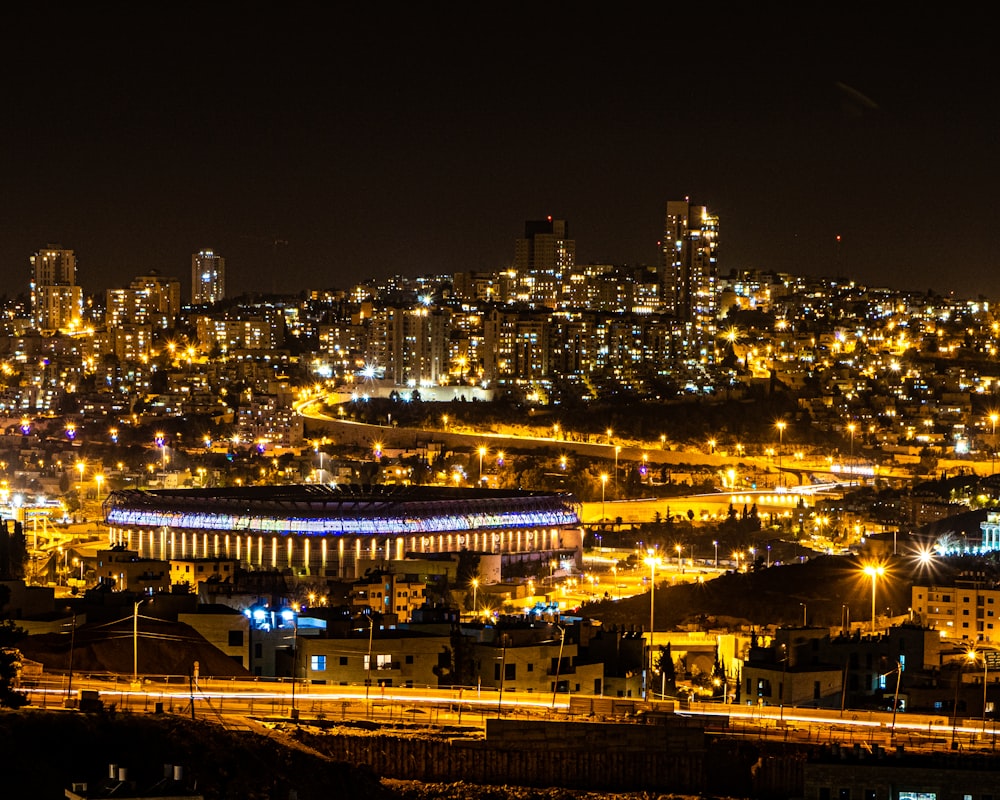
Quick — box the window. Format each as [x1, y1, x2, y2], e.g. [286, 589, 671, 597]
[228, 630, 244, 647]
[527, 663, 534, 672]
[865, 790, 876, 800]
[819, 789, 830, 800]
[839, 789, 850, 800]
[339, 657, 348, 666]
[310, 655, 326, 671]
[505, 663, 516, 680]
[365, 653, 393, 670]
[254, 643, 263, 658]
[405, 655, 413, 664]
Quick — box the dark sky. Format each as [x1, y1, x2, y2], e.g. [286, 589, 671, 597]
[2, 7, 998, 301]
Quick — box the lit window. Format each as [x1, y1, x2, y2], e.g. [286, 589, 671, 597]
[310, 655, 326, 671]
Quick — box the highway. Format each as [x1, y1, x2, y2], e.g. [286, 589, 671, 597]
[23, 674, 1000, 753]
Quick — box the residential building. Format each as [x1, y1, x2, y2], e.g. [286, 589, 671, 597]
[29, 245, 83, 332]
[660, 199, 719, 330]
[513, 217, 575, 308]
[191, 249, 225, 305]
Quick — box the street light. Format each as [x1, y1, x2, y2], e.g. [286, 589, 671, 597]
[133, 597, 151, 686]
[775, 420, 786, 487]
[643, 550, 662, 699]
[863, 563, 885, 633]
[94, 473, 104, 501]
[967, 648, 990, 733]
[600, 474, 608, 521]
[471, 577, 479, 618]
[675, 543, 682, 568]
[365, 614, 375, 705]
[478, 446, 487, 484]
[713, 540, 718, 569]
[76, 461, 85, 496]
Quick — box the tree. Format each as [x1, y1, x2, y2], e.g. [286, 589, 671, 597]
[0, 586, 27, 708]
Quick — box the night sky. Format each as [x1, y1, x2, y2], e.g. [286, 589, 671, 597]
[3, 7, 998, 301]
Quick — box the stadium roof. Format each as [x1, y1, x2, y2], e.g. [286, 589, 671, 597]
[102, 484, 581, 536]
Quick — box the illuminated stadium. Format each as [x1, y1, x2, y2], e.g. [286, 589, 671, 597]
[102, 484, 583, 577]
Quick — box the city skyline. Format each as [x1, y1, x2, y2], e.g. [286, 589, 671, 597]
[2, 9, 997, 300]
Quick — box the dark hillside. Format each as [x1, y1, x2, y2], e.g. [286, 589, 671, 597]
[0, 710, 394, 800]
[585, 554, 922, 630]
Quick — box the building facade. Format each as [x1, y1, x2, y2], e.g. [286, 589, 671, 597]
[660, 200, 719, 329]
[191, 249, 225, 305]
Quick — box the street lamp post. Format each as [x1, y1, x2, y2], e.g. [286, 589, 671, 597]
[365, 614, 375, 706]
[775, 420, 786, 488]
[967, 649, 989, 733]
[478, 446, 487, 484]
[713, 540, 718, 569]
[471, 577, 479, 618]
[991, 413, 999, 475]
[550, 624, 566, 710]
[643, 550, 662, 699]
[133, 598, 151, 686]
[863, 564, 885, 634]
[600, 474, 608, 522]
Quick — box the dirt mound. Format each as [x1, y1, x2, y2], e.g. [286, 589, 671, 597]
[19, 616, 248, 678]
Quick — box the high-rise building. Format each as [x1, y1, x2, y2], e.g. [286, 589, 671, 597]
[29, 245, 83, 332]
[191, 249, 225, 305]
[659, 199, 719, 328]
[513, 217, 575, 308]
[107, 270, 182, 329]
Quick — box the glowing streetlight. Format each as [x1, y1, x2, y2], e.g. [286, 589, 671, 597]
[75, 461, 85, 496]
[94, 473, 104, 500]
[863, 563, 885, 633]
[600, 473, 608, 521]
[478, 446, 487, 483]
[155, 432, 167, 478]
[775, 420, 786, 487]
[967, 648, 990, 732]
[847, 421, 857, 458]
[675, 543, 682, 568]
[471, 577, 479, 617]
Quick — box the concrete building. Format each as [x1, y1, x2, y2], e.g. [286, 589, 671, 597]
[178, 605, 250, 670]
[294, 627, 450, 688]
[912, 578, 1000, 644]
[191, 248, 225, 305]
[169, 558, 239, 593]
[350, 569, 426, 623]
[29, 245, 82, 332]
[95, 547, 170, 594]
[660, 199, 719, 330]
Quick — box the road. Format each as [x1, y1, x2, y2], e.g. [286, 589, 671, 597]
[24, 674, 1000, 753]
